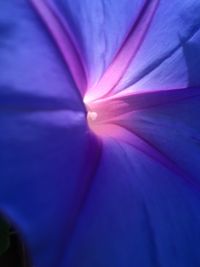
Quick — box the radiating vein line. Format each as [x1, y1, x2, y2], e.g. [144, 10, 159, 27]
[116, 141, 162, 267]
[58, 133, 103, 267]
[112, 123, 200, 192]
[85, 87, 200, 126]
[30, 0, 87, 96]
[123, 23, 200, 91]
[85, 0, 159, 102]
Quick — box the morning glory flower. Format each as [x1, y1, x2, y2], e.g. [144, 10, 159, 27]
[1, 0, 200, 267]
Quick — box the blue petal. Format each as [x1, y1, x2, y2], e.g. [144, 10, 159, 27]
[1, 2, 200, 267]
[59, 138, 200, 267]
[117, 0, 200, 92]
[0, 109, 100, 267]
[0, 0, 83, 106]
[0, 2, 101, 267]
[59, 88, 200, 267]
[54, 0, 146, 85]
[54, 0, 200, 93]
[118, 88, 200, 186]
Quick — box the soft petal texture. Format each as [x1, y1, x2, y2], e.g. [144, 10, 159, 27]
[0, 1, 84, 106]
[29, 0, 87, 95]
[84, 0, 159, 102]
[60, 139, 200, 267]
[1, 1, 200, 267]
[54, 0, 146, 85]
[115, 0, 200, 93]
[115, 88, 200, 186]
[52, 0, 200, 93]
[61, 89, 200, 267]
[0, 1, 100, 267]
[0, 110, 100, 267]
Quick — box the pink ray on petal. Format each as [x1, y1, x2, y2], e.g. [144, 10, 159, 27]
[88, 87, 200, 119]
[85, 0, 159, 103]
[109, 124, 200, 192]
[86, 88, 194, 128]
[30, 0, 87, 95]
[85, 87, 200, 145]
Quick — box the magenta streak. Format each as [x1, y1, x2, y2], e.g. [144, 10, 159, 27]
[30, 0, 87, 95]
[86, 0, 159, 102]
[112, 124, 200, 191]
[58, 132, 102, 264]
[90, 87, 200, 121]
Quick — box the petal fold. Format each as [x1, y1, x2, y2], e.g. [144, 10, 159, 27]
[60, 139, 200, 267]
[117, 0, 200, 93]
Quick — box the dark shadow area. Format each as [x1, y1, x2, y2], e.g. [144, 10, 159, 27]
[180, 36, 200, 88]
[0, 215, 31, 267]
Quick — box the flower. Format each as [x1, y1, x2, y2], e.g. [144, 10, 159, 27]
[1, 0, 200, 267]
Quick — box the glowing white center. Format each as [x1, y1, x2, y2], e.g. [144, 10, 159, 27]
[87, 111, 98, 121]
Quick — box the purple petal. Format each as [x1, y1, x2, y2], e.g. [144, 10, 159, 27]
[0, 1, 84, 107]
[0, 109, 101, 267]
[116, 0, 200, 93]
[30, 0, 87, 95]
[85, 0, 159, 102]
[0, 2, 101, 267]
[115, 87, 200, 188]
[1, 1, 200, 267]
[63, 88, 200, 266]
[54, 0, 147, 85]
[59, 138, 200, 267]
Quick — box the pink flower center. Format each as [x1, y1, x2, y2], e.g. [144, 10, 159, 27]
[84, 93, 128, 138]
